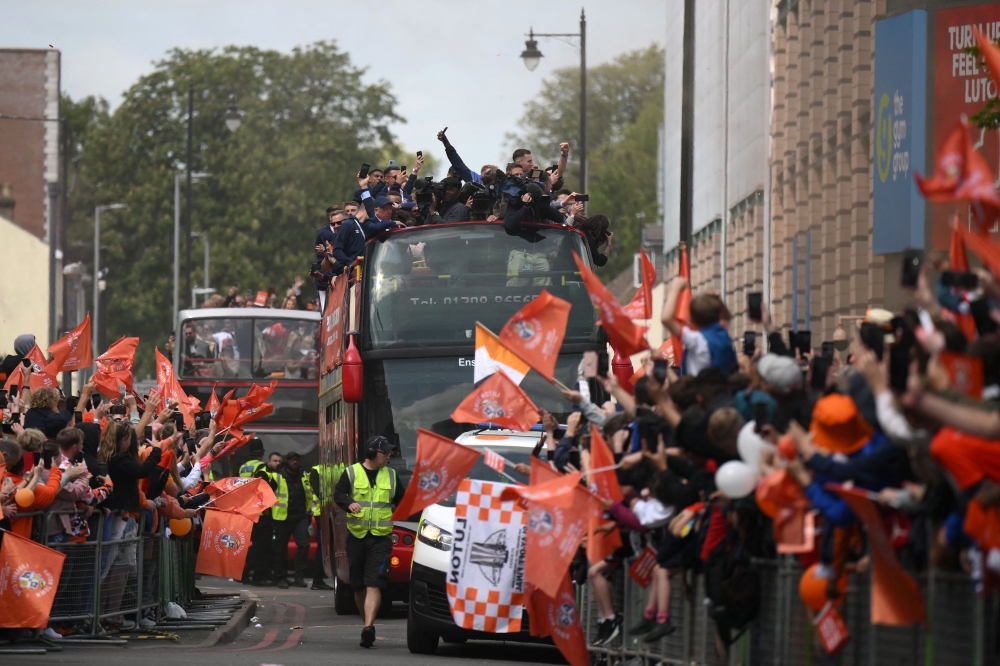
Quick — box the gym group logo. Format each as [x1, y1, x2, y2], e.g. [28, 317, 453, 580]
[213, 528, 247, 556]
[12, 564, 55, 599]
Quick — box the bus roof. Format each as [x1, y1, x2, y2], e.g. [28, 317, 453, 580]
[177, 307, 321, 322]
[364, 219, 590, 243]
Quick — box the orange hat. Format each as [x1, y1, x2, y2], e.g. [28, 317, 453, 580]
[809, 394, 872, 455]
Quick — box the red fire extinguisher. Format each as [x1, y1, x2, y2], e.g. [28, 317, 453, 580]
[343, 332, 363, 403]
[611, 348, 634, 395]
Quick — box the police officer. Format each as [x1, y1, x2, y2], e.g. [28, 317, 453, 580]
[245, 451, 282, 586]
[334, 436, 406, 648]
[273, 451, 312, 589]
[239, 438, 266, 477]
[306, 461, 335, 590]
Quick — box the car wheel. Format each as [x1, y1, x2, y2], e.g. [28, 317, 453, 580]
[407, 602, 439, 654]
[333, 576, 356, 615]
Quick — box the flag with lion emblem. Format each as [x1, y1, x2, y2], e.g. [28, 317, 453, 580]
[0, 530, 66, 628]
[196, 509, 253, 579]
[392, 429, 481, 520]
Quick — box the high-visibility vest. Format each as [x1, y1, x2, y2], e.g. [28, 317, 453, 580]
[272, 472, 313, 522]
[345, 463, 396, 538]
[239, 459, 263, 478]
[303, 474, 321, 517]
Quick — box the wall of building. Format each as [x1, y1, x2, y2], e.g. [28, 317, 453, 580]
[0, 49, 60, 241]
[0, 213, 50, 353]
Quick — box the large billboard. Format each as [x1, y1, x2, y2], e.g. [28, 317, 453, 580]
[932, 5, 1000, 250]
[873, 11, 927, 255]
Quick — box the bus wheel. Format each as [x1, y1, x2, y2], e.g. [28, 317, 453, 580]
[334, 576, 357, 615]
[407, 604, 439, 654]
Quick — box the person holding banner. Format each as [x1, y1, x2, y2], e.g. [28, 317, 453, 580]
[333, 436, 406, 648]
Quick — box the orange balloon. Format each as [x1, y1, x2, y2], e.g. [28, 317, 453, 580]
[755, 482, 780, 518]
[169, 518, 192, 536]
[798, 563, 848, 611]
[777, 436, 798, 460]
[14, 488, 34, 508]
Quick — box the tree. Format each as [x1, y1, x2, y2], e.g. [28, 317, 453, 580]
[65, 42, 404, 376]
[506, 46, 664, 276]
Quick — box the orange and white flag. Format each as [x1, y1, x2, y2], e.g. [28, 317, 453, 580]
[392, 429, 481, 520]
[474, 323, 530, 385]
[0, 530, 66, 628]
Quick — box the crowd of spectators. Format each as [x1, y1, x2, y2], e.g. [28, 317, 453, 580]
[521, 250, 1000, 658]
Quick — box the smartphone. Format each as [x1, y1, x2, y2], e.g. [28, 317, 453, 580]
[743, 331, 757, 357]
[8, 385, 18, 399]
[796, 330, 812, 357]
[901, 249, 923, 289]
[195, 410, 212, 430]
[941, 270, 979, 290]
[173, 412, 186, 430]
[576, 194, 590, 202]
[358, 163, 370, 179]
[860, 322, 885, 361]
[753, 402, 770, 432]
[811, 356, 830, 390]
[109, 404, 127, 415]
[821, 341, 835, 361]
[42, 448, 54, 469]
[399, 165, 407, 172]
[73, 451, 84, 464]
[529, 169, 542, 180]
[90, 394, 101, 409]
[971, 299, 998, 335]
[889, 344, 911, 392]
[748, 292, 763, 322]
[73, 411, 83, 423]
[653, 359, 668, 383]
[416, 150, 423, 158]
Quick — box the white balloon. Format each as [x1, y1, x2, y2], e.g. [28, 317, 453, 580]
[737, 421, 776, 473]
[715, 461, 759, 499]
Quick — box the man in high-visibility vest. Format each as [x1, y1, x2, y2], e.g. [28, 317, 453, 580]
[244, 451, 282, 586]
[238, 438, 266, 477]
[272, 451, 313, 589]
[334, 436, 406, 649]
[306, 462, 335, 590]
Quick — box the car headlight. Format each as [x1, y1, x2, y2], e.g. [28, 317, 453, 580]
[418, 520, 453, 551]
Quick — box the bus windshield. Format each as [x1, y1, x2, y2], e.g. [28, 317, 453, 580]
[363, 224, 597, 350]
[179, 316, 319, 379]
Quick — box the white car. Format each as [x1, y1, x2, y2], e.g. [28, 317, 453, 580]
[406, 429, 552, 654]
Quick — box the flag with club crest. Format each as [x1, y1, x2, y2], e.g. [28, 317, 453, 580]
[524, 574, 590, 666]
[392, 429, 481, 520]
[451, 370, 540, 432]
[474, 323, 531, 386]
[497, 290, 571, 383]
[46, 314, 92, 372]
[196, 509, 253, 579]
[572, 251, 649, 357]
[0, 530, 66, 628]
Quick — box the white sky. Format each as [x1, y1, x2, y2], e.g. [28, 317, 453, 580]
[1, 0, 666, 169]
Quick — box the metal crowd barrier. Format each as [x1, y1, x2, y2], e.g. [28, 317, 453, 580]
[2, 507, 198, 637]
[580, 556, 1000, 666]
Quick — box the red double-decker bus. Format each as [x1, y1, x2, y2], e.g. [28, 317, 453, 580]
[173, 307, 322, 473]
[317, 221, 599, 615]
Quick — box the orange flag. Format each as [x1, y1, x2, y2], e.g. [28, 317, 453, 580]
[572, 251, 649, 357]
[206, 383, 221, 418]
[498, 290, 571, 383]
[964, 499, 1000, 552]
[524, 575, 590, 666]
[0, 529, 66, 628]
[530, 456, 562, 485]
[622, 249, 657, 319]
[46, 314, 92, 371]
[675, 243, 691, 325]
[502, 473, 597, 597]
[206, 476, 257, 496]
[94, 336, 139, 398]
[976, 28, 1000, 107]
[211, 477, 277, 523]
[3, 365, 23, 394]
[956, 223, 1000, 276]
[450, 370, 540, 432]
[830, 486, 926, 626]
[214, 389, 237, 427]
[28, 342, 71, 391]
[393, 429, 481, 520]
[25, 343, 47, 372]
[945, 216, 978, 341]
[196, 509, 253, 579]
[156, 347, 196, 428]
[915, 119, 1000, 227]
[202, 431, 255, 467]
[238, 380, 278, 411]
[586, 516, 623, 566]
[587, 425, 623, 502]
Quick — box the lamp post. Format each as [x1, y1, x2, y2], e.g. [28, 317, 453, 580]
[174, 171, 210, 326]
[93, 203, 127, 371]
[520, 8, 587, 193]
[183, 87, 241, 318]
[190, 231, 213, 307]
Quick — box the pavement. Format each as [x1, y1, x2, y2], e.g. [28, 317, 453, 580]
[29, 578, 565, 666]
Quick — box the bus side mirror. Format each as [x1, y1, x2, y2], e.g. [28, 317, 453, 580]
[343, 331, 363, 404]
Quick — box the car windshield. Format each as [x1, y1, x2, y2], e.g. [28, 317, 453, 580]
[178, 317, 319, 379]
[436, 445, 533, 508]
[363, 224, 597, 350]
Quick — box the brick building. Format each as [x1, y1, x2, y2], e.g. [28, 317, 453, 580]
[0, 48, 61, 349]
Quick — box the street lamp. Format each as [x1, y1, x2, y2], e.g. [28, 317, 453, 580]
[225, 96, 243, 133]
[174, 171, 210, 326]
[93, 203, 128, 370]
[520, 9, 587, 193]
[190, 231, 212, 307]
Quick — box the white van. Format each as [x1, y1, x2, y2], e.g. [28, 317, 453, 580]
[406, 429, 552, 654]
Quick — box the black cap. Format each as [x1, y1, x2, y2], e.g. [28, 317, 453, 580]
[440, 177, 462, 189]
[285, 451, 301, 461]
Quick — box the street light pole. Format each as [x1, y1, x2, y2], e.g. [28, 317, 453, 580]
[93, 203, 127, 371]
[174, 172, 210, 325]
[520, 8, 588, 192]
[185, 83, 194, 314]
